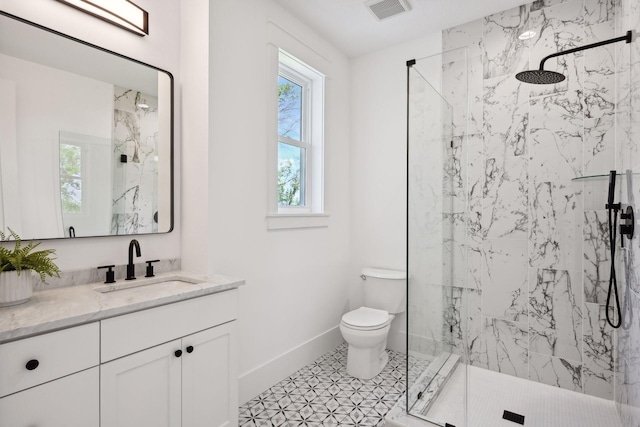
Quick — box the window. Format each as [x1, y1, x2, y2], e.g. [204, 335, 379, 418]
[278, 67, 308, 208]
[270, 49, 326, 227]
[59, 143, 83, 213]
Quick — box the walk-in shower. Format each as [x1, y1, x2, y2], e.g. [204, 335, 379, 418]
[516, 30, 636, 331]
[401, 0, 640, 426]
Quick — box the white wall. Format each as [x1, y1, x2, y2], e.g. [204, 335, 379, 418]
[0, 0, 181, 270]
[180, 0, 210, 274]
[4, 0, 448, 405]
[203, 0, 351, 403]
[0, 54, 113, 239]
[349, 34, 442, 352]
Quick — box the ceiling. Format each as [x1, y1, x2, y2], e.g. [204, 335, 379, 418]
[273, 0, 532, 58]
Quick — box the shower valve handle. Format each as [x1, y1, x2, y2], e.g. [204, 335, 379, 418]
[620, 206, 635, 241]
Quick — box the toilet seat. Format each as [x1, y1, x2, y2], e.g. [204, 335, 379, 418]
[341, 307, 391, 331]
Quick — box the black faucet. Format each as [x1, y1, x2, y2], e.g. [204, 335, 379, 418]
[126, 239, 142, 280]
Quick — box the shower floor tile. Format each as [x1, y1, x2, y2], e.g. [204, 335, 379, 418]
[424, 364, 623, 427]
[238, 343, 427, 426]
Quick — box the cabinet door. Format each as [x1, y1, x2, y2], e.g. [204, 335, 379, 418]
[0, 367, 99, 427]
[101, 340, 182, 427]
[182, 321, 238, 427]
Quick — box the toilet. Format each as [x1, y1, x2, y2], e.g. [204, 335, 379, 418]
[340, 267, 406, 379]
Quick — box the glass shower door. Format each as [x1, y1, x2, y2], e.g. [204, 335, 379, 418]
[407, 49, 468, 427]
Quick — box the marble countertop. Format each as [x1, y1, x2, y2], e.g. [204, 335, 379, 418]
[0, 270, 244, 343]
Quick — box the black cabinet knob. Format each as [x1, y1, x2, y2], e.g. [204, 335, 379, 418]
[186, 345, 194, 353]
[26, 359, 39, 370]
[174, 350, 182, 358]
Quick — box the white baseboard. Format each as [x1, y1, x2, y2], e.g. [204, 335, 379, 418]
[239, 325, 344, 404]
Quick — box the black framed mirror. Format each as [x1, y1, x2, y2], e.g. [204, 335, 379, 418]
[0, 11, 173, 240]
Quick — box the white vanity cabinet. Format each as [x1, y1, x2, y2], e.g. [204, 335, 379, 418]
[0, 367, 100, 427]
[100, 289, 238, 427]
[101, 339, 183, 427]
[0, 322, 100, 427]
[0, 287, 239, 427]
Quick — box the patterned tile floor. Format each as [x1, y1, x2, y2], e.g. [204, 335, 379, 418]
[239, 343, 418, 426]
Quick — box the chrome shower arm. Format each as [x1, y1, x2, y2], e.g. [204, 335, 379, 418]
[538, 30, 633, 71]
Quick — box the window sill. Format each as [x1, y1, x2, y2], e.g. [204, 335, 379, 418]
[266, 213, 330, 230]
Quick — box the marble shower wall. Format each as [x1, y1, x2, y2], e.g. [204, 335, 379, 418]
[614, 0, 640, 424]
[112, 86, 159, 234]
[407, 64, 449, 359]
[439, 0, 626, 400]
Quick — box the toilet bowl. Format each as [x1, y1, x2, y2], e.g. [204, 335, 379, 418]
[340, 306, 395, 379]
[340, 267, 406, 379]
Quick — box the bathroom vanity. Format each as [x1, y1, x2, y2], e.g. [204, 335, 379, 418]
[0, 271, 243, 427]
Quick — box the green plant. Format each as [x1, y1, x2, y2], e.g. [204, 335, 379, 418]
[0, 229, 61, 284]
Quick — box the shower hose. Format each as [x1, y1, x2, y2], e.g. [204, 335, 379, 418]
[607, 206, 622, 329]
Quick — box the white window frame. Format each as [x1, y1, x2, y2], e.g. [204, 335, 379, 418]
[266, 46, 328, 230]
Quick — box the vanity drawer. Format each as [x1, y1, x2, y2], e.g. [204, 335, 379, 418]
[0, 367, 99, 427]
[0, 322, 99, 397]
[101, 289, 238, 362]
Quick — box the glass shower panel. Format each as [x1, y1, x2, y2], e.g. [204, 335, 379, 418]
[407, 47, 468, 427]
[612, 2, 639, 423]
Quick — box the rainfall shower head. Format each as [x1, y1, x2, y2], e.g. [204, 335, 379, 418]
[516, 30, 633, 85]
[515, 69, 565, 84]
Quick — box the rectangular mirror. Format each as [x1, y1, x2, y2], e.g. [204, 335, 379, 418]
[0, 11, 173, 240]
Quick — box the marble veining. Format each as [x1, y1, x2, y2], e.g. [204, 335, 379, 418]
[583, 302, 615, 399]
[0, 270, 244, 343]
[584, 211, 611, 304]
[408, 283, 445, 356]
[443, 213, 467, 289]
[112, 86, 159, 235]
[529, 351, 582, 391]
[530, 0, 574, 12]
[483, 75, 529, 158]
[528, 269, 582, 361]
[583, 0, 616, 25]
[482, 239, 528, 321]
[483, 5, 529, 80]
[584, 116, 616, 175]
[443, 19, 483, 57]
[404, 0, 633, 411]
[441, 56, 469, 139]
[583, 23, 617, 120]
[482, 156, 528, 239]
[529, 181, 581, 271]
[483, 317, 529, 378]
[529, 91, 584, 183]
[33, 258, 181, 291]
[529, 0, 585, 96]
[443, 143, 465, 214]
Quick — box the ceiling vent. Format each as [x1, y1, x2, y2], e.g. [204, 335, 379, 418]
[365, 0, 411, 21]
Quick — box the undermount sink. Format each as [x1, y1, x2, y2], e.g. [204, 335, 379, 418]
[94, 275, 206, 294]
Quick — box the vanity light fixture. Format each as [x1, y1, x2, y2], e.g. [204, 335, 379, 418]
[55, 0, 149, 36]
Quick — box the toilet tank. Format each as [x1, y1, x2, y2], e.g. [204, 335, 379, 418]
[362, 267, 406, 314]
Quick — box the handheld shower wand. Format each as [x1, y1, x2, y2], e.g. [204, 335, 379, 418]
[606, 171, 622, 329]
[608, 170, 617, 207]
